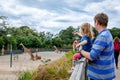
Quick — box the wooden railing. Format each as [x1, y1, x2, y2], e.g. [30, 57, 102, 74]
[69, 58, 87, 80]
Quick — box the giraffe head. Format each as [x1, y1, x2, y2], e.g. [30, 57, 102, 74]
[20, 43, 23, 46]
[53, 45, 56, 48]
[2, 45, 4, 48]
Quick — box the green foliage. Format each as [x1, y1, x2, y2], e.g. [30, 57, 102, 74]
[58, 26, 75, 45]
[65, 51, 74, 57]
[19, 71, 33, 80]
[92, 27, 98, 37]
[0, 16, 8, 35]
[19, 70, 37, 80]
[1, 16, 120, 50]
[109, 27, 120, 38]
[48, 68, 56, 74]
[52, 37, 63, 47]
[58, 68, 68, 78]
[26, 35, 41, 48]
[0, 37, 4, 47]
[71, 50, 77, 54]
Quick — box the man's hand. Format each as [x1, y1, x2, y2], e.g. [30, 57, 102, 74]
[80, 50, 93, 61]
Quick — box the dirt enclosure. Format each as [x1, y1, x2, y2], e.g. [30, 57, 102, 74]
[0, 51, 65, 80]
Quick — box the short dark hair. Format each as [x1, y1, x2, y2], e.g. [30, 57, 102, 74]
[94, 13, 108, 26]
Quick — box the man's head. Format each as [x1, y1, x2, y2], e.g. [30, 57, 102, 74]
[94, 13, 108, 31]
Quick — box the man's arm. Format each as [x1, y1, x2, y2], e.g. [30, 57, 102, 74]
[80, 50, 93, 61]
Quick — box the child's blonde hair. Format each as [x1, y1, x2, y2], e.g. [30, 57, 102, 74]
[80, 23, 92, 38]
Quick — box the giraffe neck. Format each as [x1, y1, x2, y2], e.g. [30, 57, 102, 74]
[21, 44, 26, 49]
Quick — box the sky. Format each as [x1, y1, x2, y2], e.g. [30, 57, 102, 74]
[0, 0, 120, 34]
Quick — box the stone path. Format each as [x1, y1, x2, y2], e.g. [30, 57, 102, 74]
[114, 56, 120, 80]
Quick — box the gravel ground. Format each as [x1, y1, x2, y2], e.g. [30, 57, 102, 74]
[0, 51, 65, 80]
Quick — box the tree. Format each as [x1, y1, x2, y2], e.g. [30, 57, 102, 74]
[0, 36, 5, 49]
[27, 35, 41, 48]
[59, 26, 75, 45]
[0, 16, 8, 36]
[52, 37, 63, 47]
[15, 35, 29, 49]
[92, 27, 98, 37]
[109, 27, 120, 38]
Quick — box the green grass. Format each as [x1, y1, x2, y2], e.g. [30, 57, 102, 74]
[19, 51, 75, 80]
[19, 71, 33, 80]
[19, 70, 37, 80]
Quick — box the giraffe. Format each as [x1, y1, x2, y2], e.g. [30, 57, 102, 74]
[53, 46, 60, 53]
[20, 43, 35, 60]
[20, 43, 41, 60]
[35, 48, 41, 60]
[20, 43, 31, 54]
[29, 51, 35, 61]
[1, 45, 4, 56]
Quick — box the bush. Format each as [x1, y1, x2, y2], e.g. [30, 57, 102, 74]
[19, 70, 37, 80]
[19, 71, 33, 80]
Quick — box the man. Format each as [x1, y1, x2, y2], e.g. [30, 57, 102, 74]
[80, 13, 115, 80]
